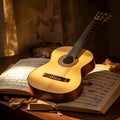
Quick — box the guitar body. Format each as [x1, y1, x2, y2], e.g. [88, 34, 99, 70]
[28, 46, 95, 102]
[28, 10, 111, 103]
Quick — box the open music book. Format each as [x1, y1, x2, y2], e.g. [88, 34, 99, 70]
[0, 58, 49, 96]
[27, 64, 120, 114]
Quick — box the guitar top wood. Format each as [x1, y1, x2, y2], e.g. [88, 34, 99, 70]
[28, 46, 95, 102]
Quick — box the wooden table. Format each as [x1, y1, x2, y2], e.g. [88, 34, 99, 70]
[0, 50, 120, 120]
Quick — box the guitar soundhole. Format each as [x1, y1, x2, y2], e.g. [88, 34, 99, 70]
[63, 56, 74, 64]
[58, 55, 78, 67]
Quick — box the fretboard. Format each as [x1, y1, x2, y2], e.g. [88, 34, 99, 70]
[63, 10, 111, 64]
[68, 19, 100, 59]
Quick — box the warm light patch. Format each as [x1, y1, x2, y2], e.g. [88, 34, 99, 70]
[3, 0, 18, 56]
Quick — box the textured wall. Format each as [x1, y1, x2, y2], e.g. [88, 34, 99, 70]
[108, 0, 120, 58]
[0, 0, 5, 57]
[13, 0, 63, 51]
[13, 0, 109, 59]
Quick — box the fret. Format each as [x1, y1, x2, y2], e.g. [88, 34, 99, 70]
[68, 20, 100, 59]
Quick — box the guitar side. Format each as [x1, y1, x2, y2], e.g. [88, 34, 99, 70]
[28, 46, 95, 102]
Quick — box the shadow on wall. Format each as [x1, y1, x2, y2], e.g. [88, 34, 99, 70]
[12, 0, 110, 59]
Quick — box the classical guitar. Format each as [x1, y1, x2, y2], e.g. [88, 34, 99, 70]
[28, 10, 112, 103]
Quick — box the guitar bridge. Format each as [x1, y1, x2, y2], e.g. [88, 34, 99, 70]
[43, 73, 70, 82]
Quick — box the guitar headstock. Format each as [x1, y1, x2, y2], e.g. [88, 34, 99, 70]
[94, 10, 112, 22]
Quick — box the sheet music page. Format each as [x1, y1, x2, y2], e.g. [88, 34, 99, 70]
[0, 58, 49, 92]
[57, 64, 120, 112]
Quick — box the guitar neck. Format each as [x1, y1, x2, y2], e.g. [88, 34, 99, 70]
[68, 19, 101, 59]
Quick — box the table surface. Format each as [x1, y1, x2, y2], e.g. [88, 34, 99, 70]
[0, 50, 120, 120]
